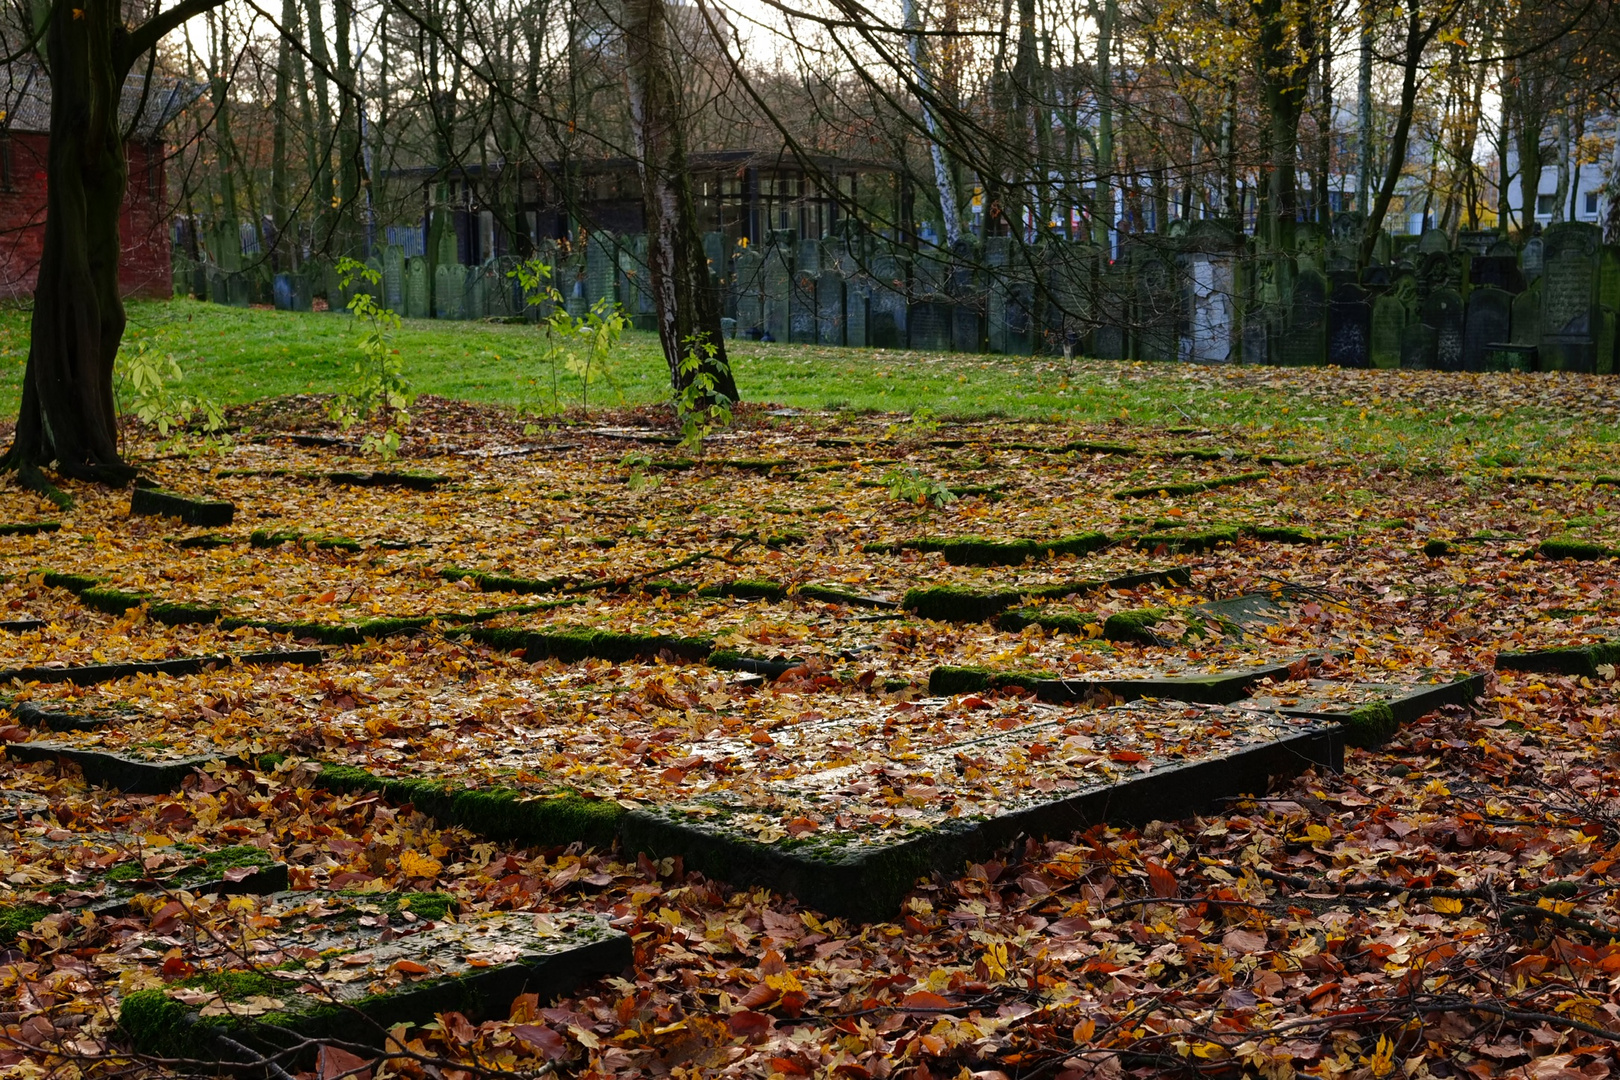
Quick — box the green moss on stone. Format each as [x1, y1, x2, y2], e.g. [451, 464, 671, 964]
[439, 566, 568, 595]
[1423, 539, 1454, 558]
[1339, 701, 1398, 747]
[0, 901, 51, 945]
[1103, 607, 1168, 644]
[1135, 525, 1241, 553]
[1538, 538, 1615, 561]
[314, 765, 625, 849]
[996, 607, 1097, 634]
[1112, 471, 1269, 499]
[119, 988, 209, 1058]
[0, 522, 60, 537]
[927, 665, 1053, 695]
[468, 626, 712, 663]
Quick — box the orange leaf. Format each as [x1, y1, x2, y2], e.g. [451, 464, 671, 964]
[1146, 861, 1177, 899]
[899, 990, 952, 1010]
[1110, 751, 1146, 764]
[392, 960, 430, 975]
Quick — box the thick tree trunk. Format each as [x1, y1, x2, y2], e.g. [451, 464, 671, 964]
[621, 0, 738, 403]
[3, 0, 136, 481]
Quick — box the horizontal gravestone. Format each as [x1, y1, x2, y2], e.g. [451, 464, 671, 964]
[119, 900, 630, 1057]
[130, 488, 235, 527]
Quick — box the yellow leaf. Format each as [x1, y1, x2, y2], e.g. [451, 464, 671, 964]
[1368, 1034, 1396, 1078]
[72, 7, 84, 17]
[397, 850, 442, 878]
[1430, 897, 1463, 914]
[142, 833, 173, 848]
[1304, 824, 1332, 844]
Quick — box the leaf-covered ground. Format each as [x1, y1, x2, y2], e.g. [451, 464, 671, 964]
[1, 387, 1619, 1079]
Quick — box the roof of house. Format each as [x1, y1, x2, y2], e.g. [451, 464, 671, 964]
[1, 62, 198, 139]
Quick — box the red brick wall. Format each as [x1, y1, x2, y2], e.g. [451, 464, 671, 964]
[0, 132, 173, 302]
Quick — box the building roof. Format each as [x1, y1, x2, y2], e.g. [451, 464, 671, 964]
[1, 62, 198, 139]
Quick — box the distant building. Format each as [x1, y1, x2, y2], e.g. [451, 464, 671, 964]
[0, 63, 192, 302]
[1503, 117, 1614, 229]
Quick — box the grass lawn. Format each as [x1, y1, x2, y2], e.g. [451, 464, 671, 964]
[1, 297, 1617, 471]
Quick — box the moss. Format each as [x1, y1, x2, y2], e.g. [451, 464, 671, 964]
[40, 571, 102, 593]
[439, 566, 568, 595]
[1423, 538, 1454, 558]
[19, 466, 73, 511]
[74, 586, 222, 625]
[0, 901, 51, 945]
[996, 607, 1097, 635]
[119, 988, 210, 1058]
[1058, 440, 1139, 456]
[391, 892, 457, 920]
[0, 522, 61, 537]
[171, 533, 233, 549]
[927, 665, 1052, 695]
[221, 615, 436, 644]
[903, 585, 1020, 623]
[1164, 447, 1250, 462]
[179, 969, 287, 1001]
[698, 579, 787, 602]
[1339, 701, 1399, 747]
[1538, 538, 1614, 561]
[1135, 525, 1241, 553]
[907, 531, 1109, 567]
[1102, 607, 1168, 645]
[250, 529, 364, 553]
[1373, 518, 1413, 531]
[1250, 524, 1329, 544]
[314, 764, 625, 849]
[1112, 471, 1270, 499]
[467, 626, 712, 663]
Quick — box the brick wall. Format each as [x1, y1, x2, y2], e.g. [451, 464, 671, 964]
[0, 132, 172, 303]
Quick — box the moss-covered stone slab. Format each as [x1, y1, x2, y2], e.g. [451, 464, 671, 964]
[1245, 674, 1484, 746]
[1496, 640, 1620, 677]
[928, 661, 1299, 705]
[130, 488, 236, 528]
[0, 648, 325, 688]
[118, 897, 629, 1057]
[325, 470, 452, 490]
[1112, 471, 1271, 499]
[905, 567, 1192, 623]
[465, 626, 713, 663]
[0, 522, 61, 537]
[0, 618, 46, 633]
[1, 742, 222, 794]
[620, 702, 1343, 921]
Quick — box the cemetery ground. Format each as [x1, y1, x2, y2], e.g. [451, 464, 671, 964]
[6, 313, 1620, 1078]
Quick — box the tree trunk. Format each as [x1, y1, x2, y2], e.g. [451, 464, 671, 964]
[4, 0, 138, 481]
[903, 0, 963, 246]
[621, 0, 737, 403]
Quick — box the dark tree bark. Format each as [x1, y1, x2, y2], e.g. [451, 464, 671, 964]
[621, 0, 738, 403]
[2, 0, 227, 484]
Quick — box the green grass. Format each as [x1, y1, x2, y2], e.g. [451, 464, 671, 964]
[1, 298, 1617, 470]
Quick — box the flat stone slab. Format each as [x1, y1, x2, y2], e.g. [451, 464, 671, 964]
[0, 618, 46, 633]
[1496, 640, 1620, 677]
[120, 895, 629, 1056]
[0, 522, 60, 537]
[2, 741, 222, 793]
[130, 488, 236, 528]
[929, 660, 1307, 705]
[0, 648, 325, 687]
[325, 470, 452, 491]
[1246, 675, 1485, 727]
[0, 789, 49, 823]
[621, 700, 1343, 921]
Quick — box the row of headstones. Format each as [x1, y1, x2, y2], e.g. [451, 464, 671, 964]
[1238, 221, 1620, 371]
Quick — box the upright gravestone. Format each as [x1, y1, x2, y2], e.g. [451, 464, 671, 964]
[584, 233, 618, 312]
[1400, 323, 1437, 369]
[1371, 231, 1394, 267]
[1469, 255, 1525, 294]
[227, 272, 253, 308]
[1461, 286, 1512, 372]
[790, 242, 818, 343]
[273, 273, 296, 312]
[1134, 248, 1179, 362]
[1369, 289, 1407, 369]
[1457, 230, 1496, 257]
[816, 266, 845, 346]
[1511, 279, 1542, 348]
[435, 263, 465, 320]
[464, 264, 488, 320]
[1539, 222, 1602, 372]
[762, 240, 792, 342]
[1520, 237, 1545, 285]
[908, 299, 952, 352]
[383, 246, 406, 312]
[985, 237, 1011, 354]
[1416, 229, 1451, 257]
[1183, 223, 1238, 364]
[1422, 287, 1465, 372]
[1327, 280, 1372, 368]
[1279, 264, 1327, 367]
[733, 249, 764, 338]
[952, 239, 984, 354]
[868, 248, 909, 349]
[405, 257, 430, 320]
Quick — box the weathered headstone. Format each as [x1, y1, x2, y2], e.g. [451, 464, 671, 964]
[1521, 237, 1545, 284]
[1400, 323, 1437, 369]
[1369, 291, 1407, 369]
[790, 242, 818, 343]
[733, 248, 764, 338]
[272, 273, 296, 311]
[1416, 229, 1451, 256]
[816, 268, 844, 346]
[908, 300, 952, 351]
[1505, 270, 1539, 335]
[1469, 255, 1525, 295]
[762, 240, 792, 342]
[435, 263, 465, 320]
[1539, 222, 1601, 372]
[1457, 230, 1496, 257]
[383, 245, 406, 312]
[868, 249, 908, 349]
[1461, 286, 1512, 372]
[1422, 287, 1465, 371]
[584, 233, 618, 311]
[1134, 248, 1179, 362]
[1279, 265, 1327, 367]
[1327, 280, 1372, 368]
[405, 257, 430, 319]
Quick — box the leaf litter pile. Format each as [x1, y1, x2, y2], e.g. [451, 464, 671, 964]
[1, 392, 1619, 1079]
